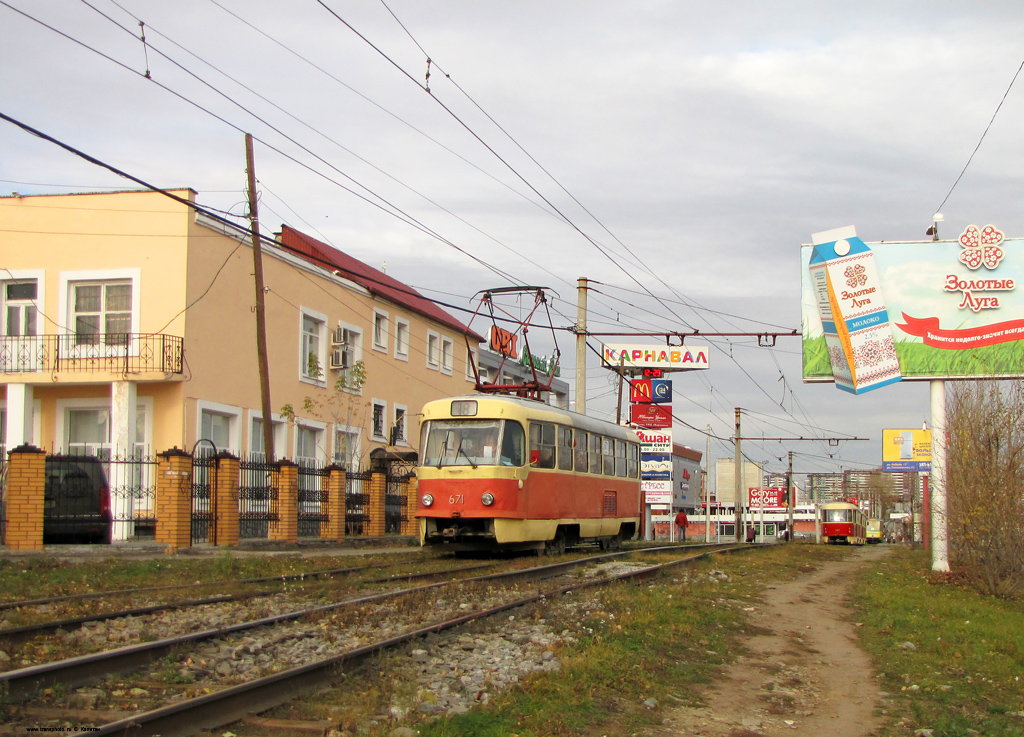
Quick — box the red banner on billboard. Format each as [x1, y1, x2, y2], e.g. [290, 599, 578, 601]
[896, 313, 1024, 350]
[630, 403, 672, 428]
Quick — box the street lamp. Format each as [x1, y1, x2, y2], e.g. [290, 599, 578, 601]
[926, 212, 944, 241]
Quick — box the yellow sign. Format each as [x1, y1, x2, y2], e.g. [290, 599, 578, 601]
[882, 429, 932, 472]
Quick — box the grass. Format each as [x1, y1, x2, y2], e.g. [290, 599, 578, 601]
[850, 547, 1024, 736]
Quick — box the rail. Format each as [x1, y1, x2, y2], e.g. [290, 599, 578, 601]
[0, 333, 184, 375]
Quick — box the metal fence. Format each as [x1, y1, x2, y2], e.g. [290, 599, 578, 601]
[191, 453, 216, 545]
[298, 460, 330, 538]
[238, 455, 279, 539]
[346, 470, 371, 536]
[384, 474, 410, 534]
[106, 452, 158, 542]
[0, 334, 184, 375]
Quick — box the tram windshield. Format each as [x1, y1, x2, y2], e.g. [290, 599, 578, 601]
[824, 508, 852, 523]
[421, 419, 526, 468]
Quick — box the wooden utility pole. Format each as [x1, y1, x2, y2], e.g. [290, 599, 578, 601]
[246, 133, 275, 461]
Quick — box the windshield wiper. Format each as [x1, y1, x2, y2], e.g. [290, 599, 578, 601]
[456, 440, 478, 469]
[437, 439, 448, 470]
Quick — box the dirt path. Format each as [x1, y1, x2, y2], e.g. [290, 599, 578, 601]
[655, 544, 891, 737]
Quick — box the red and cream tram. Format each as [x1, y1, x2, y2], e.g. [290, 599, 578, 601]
[416, 395, 641, 554]
[819, 501, 867, 545]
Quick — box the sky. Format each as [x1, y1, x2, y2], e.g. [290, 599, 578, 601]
[2, 1, 1024, 486]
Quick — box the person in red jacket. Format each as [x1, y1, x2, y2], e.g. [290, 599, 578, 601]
[674, 510, 688, 542]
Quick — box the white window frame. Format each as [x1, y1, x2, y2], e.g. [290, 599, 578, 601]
[465, 346, 477, 382]
[394, 317, 410, 361]
[2, 270, 44, 338]
[248, 410, 286, 461]
[392, 403, 408, 446]
[294, 417, 328, 464]
[58, 269, 141, 357]
[56, 396, 153, 456]
[333, 321, 363, 392]
[371, 398, 387, 441]
[195, 399, 242, 455]
[426, 330, 440, 370]
[333, 422, 363, 471]
[372, 308, 389, 353]
[299, 307, 328, 386]
[440, 335, 454, 376]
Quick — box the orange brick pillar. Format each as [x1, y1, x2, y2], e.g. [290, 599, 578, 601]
[5, 444, 46, 551]
[323, 465, 347, 542]
[402, 476, 419, 537]
[155, 447, 193, 551]
[270, 460, 298, 543]
[214, 453, 240, 547]
[367, 472, 387, 538]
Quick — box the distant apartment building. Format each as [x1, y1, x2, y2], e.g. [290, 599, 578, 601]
[0, 189, 483, 469]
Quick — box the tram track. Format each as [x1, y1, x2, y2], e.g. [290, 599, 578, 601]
[1, 543, 757, 736]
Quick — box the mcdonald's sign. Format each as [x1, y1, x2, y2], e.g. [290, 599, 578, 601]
[630, 379, 672, 404]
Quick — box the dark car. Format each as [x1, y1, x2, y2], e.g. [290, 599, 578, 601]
[44, 455, 112, 544]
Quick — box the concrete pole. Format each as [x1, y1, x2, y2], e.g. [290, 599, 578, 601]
[706, 424, 712, 542]
[734, 408, 742, 542]
[787, 451, 794, 543]
[575, 278, 588, 416]
[931, 380, 949, 571]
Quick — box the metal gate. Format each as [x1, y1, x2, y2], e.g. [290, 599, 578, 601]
[107, 452, 157, 541]
[346, 470, 371, 536]
[191, 443, 217, 545]
[239, 455, 278, 539]
[298, 460, 329, 538]
[385, 474, 410, 534]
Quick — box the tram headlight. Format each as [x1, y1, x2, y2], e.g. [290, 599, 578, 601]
[421, 494, 434, 507]
[481, 492, 495, 506]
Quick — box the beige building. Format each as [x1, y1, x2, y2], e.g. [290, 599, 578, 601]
[0, 189, 483, 470]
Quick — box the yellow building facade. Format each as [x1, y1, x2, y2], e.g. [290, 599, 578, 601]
[0, 189, 483, 472]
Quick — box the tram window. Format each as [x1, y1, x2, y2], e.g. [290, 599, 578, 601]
[602, 436, 615, 476]
[499, 421, 525, 466]
[627, 443, 639, 479]
[588, 433, 602, 474]
[825, 509, 851, 523]
[574, 430, 589, 472]
[614, 439, 627, 477]
[557, 426, 574, 471]
[530, 422, 556, 468]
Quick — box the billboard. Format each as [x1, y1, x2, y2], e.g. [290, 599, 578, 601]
[631, 404, 672, 428]
[748, 487, 787, 507]
[634, 428, 672, 453]
[630, 379, 672, 403]
[882, 428, 932, 472]
[603, 344, 710, 371]
[642, 479, 672, 505]
[802, 224, 1024, 381]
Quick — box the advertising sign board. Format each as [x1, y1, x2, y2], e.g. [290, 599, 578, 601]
[641, 453, 672, 479]
[748, 487, 787, 507]
[630, 379, 672, 404]
[630, 404, 672, 428]
[641, 479, 672, 505]
[802, 224, 1024, 381]
[882, 428, 932, 472]
[603, 344, 710, 371]
[634, 428, 672, 453]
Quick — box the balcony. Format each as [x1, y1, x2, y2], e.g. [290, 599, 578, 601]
[0, 334, 184, 378]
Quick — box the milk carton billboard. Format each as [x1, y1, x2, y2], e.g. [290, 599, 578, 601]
[806, 226, 903, 394]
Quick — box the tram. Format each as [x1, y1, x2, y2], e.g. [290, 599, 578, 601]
[819, 501, 867, 545]
[416, 394, 641, 554]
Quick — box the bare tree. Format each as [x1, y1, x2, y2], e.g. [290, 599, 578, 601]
[946, 380, 1024, 599]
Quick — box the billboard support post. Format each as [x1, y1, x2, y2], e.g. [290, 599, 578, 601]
[931, 380, 950, 572]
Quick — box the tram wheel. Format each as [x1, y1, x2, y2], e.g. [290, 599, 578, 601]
[546, 531, 566, 556]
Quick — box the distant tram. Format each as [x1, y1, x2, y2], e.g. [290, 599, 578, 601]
[416, 394, 641, 554]
[819, 502, 867, 545]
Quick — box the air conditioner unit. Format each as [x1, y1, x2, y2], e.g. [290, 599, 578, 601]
[331, 327, 346, 346]
[329, 349, 347, 370]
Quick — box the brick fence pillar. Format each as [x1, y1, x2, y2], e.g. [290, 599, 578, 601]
[5, 444, 46, 550]
[367, 472, 387, 537]
[323, 465, 346, 542]
[214, 452, 240, 547]
[155, 447, 192, 551]
[270, 460, 298, 543]
[402, 476, 419, 537]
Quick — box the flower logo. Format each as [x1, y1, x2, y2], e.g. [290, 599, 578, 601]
[844, 264, 867, 287]
[958, 224, 1004, 270]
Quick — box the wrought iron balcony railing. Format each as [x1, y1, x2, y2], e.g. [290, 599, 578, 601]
[0, 333, 184, 376]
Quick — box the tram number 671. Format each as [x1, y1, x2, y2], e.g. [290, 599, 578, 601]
[449, 494, 465, 505]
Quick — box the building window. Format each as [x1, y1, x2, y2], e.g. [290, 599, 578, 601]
[332, 324, 362, 389]
[372, 309, 388, 352]
[334, 426, 361, 470]
[440, 336, 454, 375]
[72, 281, 131, 347]
[300, 310, 326, 383]
[426, 331, 440, 370]
[392, 405, 407, 445]
[249, 415, 285, 461]
[296, 423, 323, 464]
[198, 401, 241, 455]
[372, 400, 387, 441]
[466, 347, 477, 382]
[394, 318, 410, 360]
[3, 280, 38, 337]
[67, 408, 111, 459]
